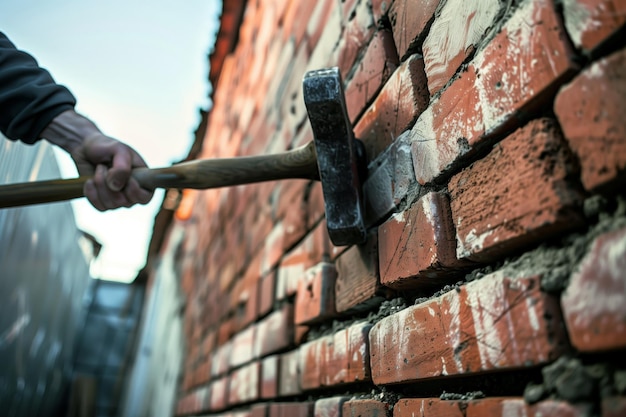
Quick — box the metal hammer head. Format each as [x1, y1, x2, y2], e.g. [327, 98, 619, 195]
[303, 67, 367, 246]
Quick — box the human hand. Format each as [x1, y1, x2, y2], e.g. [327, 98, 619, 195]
[41, 110, 154, 211]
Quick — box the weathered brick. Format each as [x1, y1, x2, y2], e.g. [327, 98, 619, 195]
[230, 325, 257, 368]
[295, 262, 338, 325]
[261, 355, 279, 399]
[251, 403, 270, 417]
[337, 0, 376, 77]
[422, 0, 502, 95]
[389, 0, 441, 60]
[379, 192, 461, 289]
[343, 399, 390, 417]
[269, 402, 314, 417]
[209, 376, 229, 411]
[235, 278, 259, 329]
[561, 0, 626, 53]
[229, 361, 260, 405]
[412, 0, 578, 185]
[262, 222, 287, 275]
[370, 271, 565, 385]
[212, 340, 233, 378]
[449, 118, 584, 263]
[395, 398, 591, 417]
[345, 29, 399, 123]
[562, 227, 626, 352]
[322, 322, 372, 386]
[346, 322, 373, 383]
[335, 235, 386, 313]
[279, 349, 302, 397]
[354, 54, 429, 159]
[276, 240, 321, 301]
[255, 304, 295, 357]
[306, 0, 337, 52]
[555, 48, 626, 193]
[300, 338, 324, 390]
[315, 397, 350, 417]
[258, 271, 276, 319]
[371, 0, 392, 25]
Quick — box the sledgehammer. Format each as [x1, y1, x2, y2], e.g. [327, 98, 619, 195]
[0, 68, 367, 246]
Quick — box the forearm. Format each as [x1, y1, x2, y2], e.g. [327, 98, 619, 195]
[39, 110, 102, 154]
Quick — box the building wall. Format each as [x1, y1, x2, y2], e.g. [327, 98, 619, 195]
[170, 0, 626, 416]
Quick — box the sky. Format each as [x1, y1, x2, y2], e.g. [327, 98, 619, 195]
[0, 0, 221, 281]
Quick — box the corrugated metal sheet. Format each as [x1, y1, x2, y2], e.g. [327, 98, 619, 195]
[0, 138, 91, 416]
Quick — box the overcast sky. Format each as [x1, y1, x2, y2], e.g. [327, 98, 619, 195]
[0, 0, 221, 281]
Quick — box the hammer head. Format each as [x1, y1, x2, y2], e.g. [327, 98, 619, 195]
[303, 67, 367, 246]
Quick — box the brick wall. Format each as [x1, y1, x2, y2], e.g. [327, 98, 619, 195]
[168, 0, 626, 416]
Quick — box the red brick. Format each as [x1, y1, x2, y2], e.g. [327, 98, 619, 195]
[335, 235, 390, 314]
[603, 397, 626, 417]
[228, 361, 260, 405]
[346, 322, 372, 383]
[345, 29, 399, 123]
[412, 0, 578, 185]
[235, 278, 259, 329]
[306, 0, 337, 52]
[230, 325, 256, 368]
[258, 271, 275, 319]
[379, 192, 461, 289]
[315, 397, 350, 417]
[269, 402, 314, 417]
[449, 118, 584, 263]
[262, 222, 286, 275]
[555, 48, 626, 193]
[209, 376, 229, 411]
[306, 180, 326, 228]
[254, 304, 295, 357]
[261, 355, 279, 399]
[279, 349, 302, 397]
[422, 0, 501, 95]
[251, 403, 270, 417]
[299, 337, 326, 390]
[212, 340, 233, 378]
[276, 242, 320, 302]
[394, 398, 590, 417]
[354, 54, 429, 159]
[561, 0, 626, 53]
[370, 271, 566, 385]
[295, 262, 338, 325]
[389, 0, 441, 60]
[371, 0, 392, 24]
[282, 3, 315, 47]
[562, 227, 626, 352]
[337, 0, 376, 77]
[202, 330, 217, 357]
[394, 398, 464, 417]
[343, 399, 390, 417]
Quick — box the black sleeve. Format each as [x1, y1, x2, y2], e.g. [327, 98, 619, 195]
[0, 31, 76, 143]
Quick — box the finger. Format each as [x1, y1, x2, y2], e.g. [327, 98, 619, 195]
[124, 178, 154, 205]
[84, 179, 106, 211]
[94, 164, 132, 210]
[106, 146, 133, 192]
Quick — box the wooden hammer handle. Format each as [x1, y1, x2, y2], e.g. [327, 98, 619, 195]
[0, 141, 319, 208]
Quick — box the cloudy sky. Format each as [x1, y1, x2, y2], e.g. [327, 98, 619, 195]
[0, 0, 221, 281]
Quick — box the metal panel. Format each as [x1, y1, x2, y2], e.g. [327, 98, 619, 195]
[0, 139, 91, 416]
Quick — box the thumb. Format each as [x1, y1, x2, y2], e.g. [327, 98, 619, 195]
[106, 149, 133, 191]
[106, 168, 127, 191]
